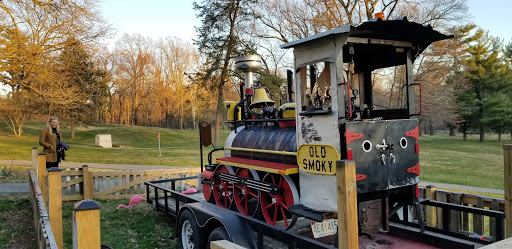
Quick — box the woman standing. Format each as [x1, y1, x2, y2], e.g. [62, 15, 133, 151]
[39, 116, 61, 168]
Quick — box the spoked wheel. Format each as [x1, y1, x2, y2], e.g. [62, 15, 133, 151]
[212, 165, 235, 209]
[234, 168, 260, 217]
[260, 173, 299, 229]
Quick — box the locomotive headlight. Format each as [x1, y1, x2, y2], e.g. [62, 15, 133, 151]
[400, 137, 407, 149]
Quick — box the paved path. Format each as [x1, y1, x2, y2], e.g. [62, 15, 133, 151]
[0, 159, 505, 195]
[418, 181, 504, 195]
[0, 159, 181, 170]
[0, 183, 29, 194]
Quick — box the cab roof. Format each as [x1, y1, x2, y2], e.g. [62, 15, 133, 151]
[281, 17, 453, 53]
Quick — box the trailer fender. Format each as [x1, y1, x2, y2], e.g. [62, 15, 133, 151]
[179, 202, 257, 249]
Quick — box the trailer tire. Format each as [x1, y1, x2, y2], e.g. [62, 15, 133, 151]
[207, 226, 231, 249]
[178, 210, 202, 249]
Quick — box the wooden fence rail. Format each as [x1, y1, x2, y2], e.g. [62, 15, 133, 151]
[418, 186, 506, 242]
[59, 166, 201, 201]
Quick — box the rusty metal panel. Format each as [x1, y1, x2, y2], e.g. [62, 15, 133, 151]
[359, 199, 383, 234]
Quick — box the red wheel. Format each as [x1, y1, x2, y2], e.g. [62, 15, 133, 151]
[234, 168, 260, 217]
[260, 173, 298, 229]
[212, 165, 235, 209]
[203, 183, 213, 203]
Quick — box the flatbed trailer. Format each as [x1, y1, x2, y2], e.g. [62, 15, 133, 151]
[145, 176, 490, 249]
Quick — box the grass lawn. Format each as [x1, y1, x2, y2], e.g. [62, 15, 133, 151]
[0, 121, 231, 167]
[0, 121, 509, 190]
[62, 199, 177, 249]
[419, 133, 509, 190]
[0, 194, 177, 249]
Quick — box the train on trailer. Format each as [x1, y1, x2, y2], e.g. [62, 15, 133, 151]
[200, 14, 447, 233]
[145, 15, 504, 249]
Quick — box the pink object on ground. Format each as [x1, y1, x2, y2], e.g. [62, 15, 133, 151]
[183, 188, 198, 194]
[117, 195, 146, 210]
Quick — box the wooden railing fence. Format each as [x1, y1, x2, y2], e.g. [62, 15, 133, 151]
[60, 166, 201, 201]
[418, 186, 506, 242]
[29, 170, 58, 249]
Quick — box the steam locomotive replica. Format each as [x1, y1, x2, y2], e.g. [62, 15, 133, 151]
[201, 16, 451, 233]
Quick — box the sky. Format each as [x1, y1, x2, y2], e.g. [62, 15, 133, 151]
[99, 0, 511, 47]
[100, 0, 200, 46]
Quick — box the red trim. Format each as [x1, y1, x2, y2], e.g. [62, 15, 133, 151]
[356, 174, 367, 181]
[216, 157, 297, 171]
[405, 127, 419, 140]
[407, 163, 420, 176]
[415, 142, 419, 154]
[201, 170, 215, 180]
[347, 148, 353, 160]
[279, 121, 296, 128]
[346, 129, 364, 144]
[415, 185, 419, 198]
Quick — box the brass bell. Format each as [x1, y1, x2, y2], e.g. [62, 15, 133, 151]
[250, 88, 275, 108]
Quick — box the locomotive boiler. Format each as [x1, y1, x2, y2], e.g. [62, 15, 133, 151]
[201, 16, 451, 233]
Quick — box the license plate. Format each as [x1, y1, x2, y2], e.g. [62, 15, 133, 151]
[311, 219, 338, 238]
[297, 144, 340, 175]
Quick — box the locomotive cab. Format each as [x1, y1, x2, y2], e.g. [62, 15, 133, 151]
[281, 16, 451, 230]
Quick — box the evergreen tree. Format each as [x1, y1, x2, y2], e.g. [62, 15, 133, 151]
[193, 0, 256, 146]
[456, 27, 510, 142]
[57, 38, 108, 138]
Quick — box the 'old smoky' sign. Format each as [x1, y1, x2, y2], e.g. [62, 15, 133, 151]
[297, 144, 340, 175]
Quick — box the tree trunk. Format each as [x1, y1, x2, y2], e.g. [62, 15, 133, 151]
[71, 119, 75, 139]
[429, 122, 434, 136]
[479, 125, 484, 142]
[499, 131, 501, 141]
[447, 123, 456, 136]
[462, 123, 467, 141]
[214, 84, 223, 146]
[179, 104, 184, 130]
[165, 111, 170, 128]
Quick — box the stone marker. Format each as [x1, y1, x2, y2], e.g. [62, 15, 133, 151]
[95, 134, 112, 148]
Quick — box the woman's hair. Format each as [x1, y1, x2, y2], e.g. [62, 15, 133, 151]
[47, 116, 60, 134]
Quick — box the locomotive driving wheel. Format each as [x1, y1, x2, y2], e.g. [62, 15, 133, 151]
[234, 168, 260, 217]
[260, 173, 298, 229]
[212, 165, 235, 209]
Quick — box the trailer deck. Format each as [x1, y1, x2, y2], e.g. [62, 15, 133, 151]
[145, 176, 489, 249]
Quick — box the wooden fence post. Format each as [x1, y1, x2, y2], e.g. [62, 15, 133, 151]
[48, 167, 63, 249]
[504, 144, 512, 238]
[425, 185, 437, 227]
[82, 165, 94, 200]
[31, 147, 38, 173]
[37, 153, 47, 206]
[336, 160, 358, 249]
[73, 200, 101, 249]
